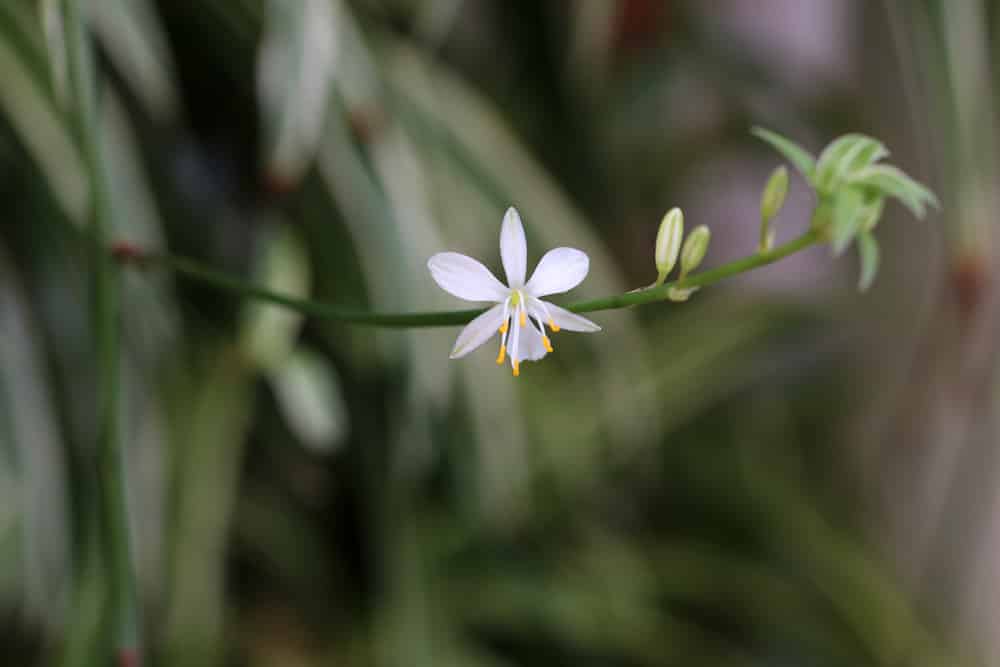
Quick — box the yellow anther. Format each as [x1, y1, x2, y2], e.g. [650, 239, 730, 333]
[542, 336, 553, 353]
[519, 310, 526, 327]
[512, 360, 520, 377]
[548, 318, 560, 332]
[496, 345, 506, 365]
[499, 321, 508, 334]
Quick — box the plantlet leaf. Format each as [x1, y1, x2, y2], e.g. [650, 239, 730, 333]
[848, 165, 938, 219]
[857, 231, 880, 292]
[751, 127, 815, 178]
[834, 136, 888, 182]
[814, 134, 887, 194]
[859, 196, 885, 233]
[831, 188, 864, 256]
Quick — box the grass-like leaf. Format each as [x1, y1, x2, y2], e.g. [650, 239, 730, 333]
[752, 127, 816, 178]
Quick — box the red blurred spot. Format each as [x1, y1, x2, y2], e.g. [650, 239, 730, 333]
[614, 0, 669, 53]
[261, 169, 298, 196]
[110, 241, 147, 265]
[117, 648, 140, 667]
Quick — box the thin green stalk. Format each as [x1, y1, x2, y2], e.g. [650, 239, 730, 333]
[127, 229, 822, 328]
[65, 0, 140, 664]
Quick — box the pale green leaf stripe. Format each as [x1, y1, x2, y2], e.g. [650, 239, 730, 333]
[751, 127, 815, 178]
[857, 232, 880, 292]
[0, 36, 88, 223]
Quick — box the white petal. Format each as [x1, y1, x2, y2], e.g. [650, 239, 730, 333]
[543, 301, 601, 332]
[428, 252, 509, 302]
[449, 304, 506, 359]
[525, 247, 589, 297]
[519, 324, 549, 361]
[500, 207, 527, 287]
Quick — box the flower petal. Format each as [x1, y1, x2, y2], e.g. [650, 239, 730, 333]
[519, 324, 549, 361]
[500, 207, 527, 287]
[542, 301, 601, 332]
[449, 303, 506, 359]
[525, 247, 589, 297]
[428, 252, 509, 302]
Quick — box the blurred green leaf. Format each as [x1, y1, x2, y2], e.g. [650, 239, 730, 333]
[751, 127, 816, 178]
[848, 164, 939, 219]
[814, 134, 887, 194]
[269, 346, 348, 454]
[857, 231, 880, 292]
[831, 188, 864, 256]
[39, 0, 68, 107]
[258, 0, 338, 184]
[240, 223, 311, 371]
[0, 20, 87, 222]
[91, 0, 178, 121]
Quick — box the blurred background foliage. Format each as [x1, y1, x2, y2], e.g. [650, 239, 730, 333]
[1, 0, 997, 665]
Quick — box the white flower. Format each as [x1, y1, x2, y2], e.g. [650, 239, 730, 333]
[428, 207, 601, 376]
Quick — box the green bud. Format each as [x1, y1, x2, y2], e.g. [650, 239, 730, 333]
[760, 166, 789, 222]
[679, 225, 711, 277]
[654, 207, 684, 285]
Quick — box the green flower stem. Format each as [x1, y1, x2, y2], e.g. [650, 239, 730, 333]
[135, 229, 821, 328]
[65, 0, 140, 663]
[570, 228, 820, 313]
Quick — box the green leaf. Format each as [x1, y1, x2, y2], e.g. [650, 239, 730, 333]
[92, 0, 179, 121]
[814, 134, 887, 194]
[857, 231, 880, 292]
[0, 27, 88, 223]
[831, 188, 864, 256]
[834, 136, 887, 183]
[240, 223, 311, 370]
[258, 0, 339, 185]
[859, 196, 885, 233]
[40, 0, 68, 107]
[751, 127, 816, 178]
[269, 347, 348, 453]
[848, 164, 939, 219]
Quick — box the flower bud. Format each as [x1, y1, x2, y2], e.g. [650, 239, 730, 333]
[760, 166, 789, 222]
[679, 225, 711, 277]
[654, 207, 684, 284]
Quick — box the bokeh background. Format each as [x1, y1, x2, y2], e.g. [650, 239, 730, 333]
[1, 1, 998, 665]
